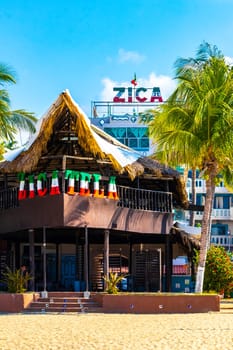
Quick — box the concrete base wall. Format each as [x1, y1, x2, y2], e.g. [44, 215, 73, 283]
[0, 293, 220, 314]
[93, 293, 220, 314]
[0, 293, 39, 313]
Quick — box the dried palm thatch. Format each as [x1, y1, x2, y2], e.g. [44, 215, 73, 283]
[124, 157, 189, 208]
[126, 156, 182, 178]
[0, 90, 188, 207]
[171, 226, 200, 254]
[0, 90, 140, 174]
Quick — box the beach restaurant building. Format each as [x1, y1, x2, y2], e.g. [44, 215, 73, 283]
[0, 90, 198, 293]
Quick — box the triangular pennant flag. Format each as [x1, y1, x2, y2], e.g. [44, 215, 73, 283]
[131, 73, 137, 86]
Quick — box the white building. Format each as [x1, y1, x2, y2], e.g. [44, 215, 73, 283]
[90, 85, 233, 253]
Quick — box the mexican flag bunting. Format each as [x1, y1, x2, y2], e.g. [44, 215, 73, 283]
[65, 170, 79, 195]
[79, 172, 91, 196]
[18, 172, 27, 200]
[92, 173, 104, 197]
[107, 176, 119, 200]
[28, 174, 35, 199]
[50, 170, 60, 195]
[37, 172, 48, 197]
[131, 73, 137, 86]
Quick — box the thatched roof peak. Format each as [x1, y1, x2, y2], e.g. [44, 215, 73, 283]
[0, 90, 140, 174]
[0, 90, 189, 208]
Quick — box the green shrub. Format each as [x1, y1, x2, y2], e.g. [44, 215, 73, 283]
[1, 266, 32, 293]
[203, 246, 233, 295]
[103, 272, 126, 294]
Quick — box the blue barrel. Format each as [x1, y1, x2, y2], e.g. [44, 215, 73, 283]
[74, 281, 81, 292]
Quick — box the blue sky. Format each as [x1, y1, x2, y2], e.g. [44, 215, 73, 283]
[1, 0, 233, 121]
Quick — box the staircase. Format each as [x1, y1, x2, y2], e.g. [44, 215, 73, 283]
[220, 299, 233, 313]
[24, 292, 103, 313]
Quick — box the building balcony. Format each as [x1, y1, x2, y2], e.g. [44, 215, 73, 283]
[211, 234, 233, 250]
[192, 208, 231, 221]
[0, 184, 173, 214]
[0, 183, 174, 235]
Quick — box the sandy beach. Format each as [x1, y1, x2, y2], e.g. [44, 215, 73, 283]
[0, 312, 233, 350]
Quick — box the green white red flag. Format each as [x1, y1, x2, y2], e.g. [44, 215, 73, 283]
[131, 73, 137, 86]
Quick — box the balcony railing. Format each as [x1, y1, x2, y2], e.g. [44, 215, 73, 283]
[117, 186, 172, 213]
[0, 188, 18, 210]
[211, 235, 233, 249]
[189, 208, 231, 220]
[0, 184, 173, 214]
[211, 208, 231, 218]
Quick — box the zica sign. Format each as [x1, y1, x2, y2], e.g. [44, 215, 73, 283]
[113, 87, 163, 103]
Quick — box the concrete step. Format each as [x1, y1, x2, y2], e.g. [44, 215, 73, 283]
[47, 292, 85, 298]
[220, 300, 233, 313]
[37, 297, 95, 303]
[24, 291, 103, 313]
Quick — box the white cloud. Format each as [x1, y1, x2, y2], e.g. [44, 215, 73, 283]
[100, 73, 176, 101]
[225, 56, 233, 66]
[137, 73, 176, 101]
[100, 78, 117, 101]
[117, 48, 145, 64]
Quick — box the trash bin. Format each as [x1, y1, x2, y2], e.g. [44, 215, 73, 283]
[74, 281, 81, 292]
[74, 280, 86, 291]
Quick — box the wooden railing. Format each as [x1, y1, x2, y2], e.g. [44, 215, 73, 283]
[0, 185, 173, 214]
[0, 188, 18, 210]
[117, 186, 173, 213]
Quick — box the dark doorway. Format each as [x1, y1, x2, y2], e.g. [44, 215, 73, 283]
[133, 249, 161, 292]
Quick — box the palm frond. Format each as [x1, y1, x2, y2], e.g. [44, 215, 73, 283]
[10, 110, 37, 133]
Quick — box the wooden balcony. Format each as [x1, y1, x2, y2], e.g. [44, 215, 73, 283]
[0, 184, 173, 214]
[0, 182, 174, 235]
[0, 187, 18, 210]
[117, 186, 172, 212]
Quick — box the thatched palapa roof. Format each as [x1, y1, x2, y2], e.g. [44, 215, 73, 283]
[0, 90, 188, 208]
[171, 225, 201, 255]
[0, 90, 140, 174]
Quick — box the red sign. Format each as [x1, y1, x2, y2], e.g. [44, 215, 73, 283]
[113, 87, 163, 103]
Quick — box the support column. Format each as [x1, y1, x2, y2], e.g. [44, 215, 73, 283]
[75, 231, 81, 281]
[42, 227, 47, 292]
[29, 229, 35, 291]
[165, 234, 172, 292]
[157, 248, 162, 292]
[84, 226, 89, 291]
[56, 243, 59, 286]
[10, 242, 16, 271]
[104, 230, 110, 290]
[129, 241, 133, 291]
[75, 231, 84, 291]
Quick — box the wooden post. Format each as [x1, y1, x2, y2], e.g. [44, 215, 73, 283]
[75, 231, 80, 281]
[104, 230, 110, 290]
[129, 241, 133, 291]
[42, 227, 47, 292]
[29, 229, 35, 291]
[157, 248, 162, 292]
[56, 243, 59, 286]
[165, 234, 172, 292]
[61, 156, 67, 193]
[84, 226, 89, 291]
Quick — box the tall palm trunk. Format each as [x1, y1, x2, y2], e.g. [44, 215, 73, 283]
[189, 168, 196, 226]
[195, 171, 215, 292]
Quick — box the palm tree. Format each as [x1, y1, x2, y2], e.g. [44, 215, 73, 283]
[0, 63, 37, 151]
[147, 42, 233, 292]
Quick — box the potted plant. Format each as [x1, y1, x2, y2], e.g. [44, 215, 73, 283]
[103, 272, 127, 294]
[1, 266, 32, 293]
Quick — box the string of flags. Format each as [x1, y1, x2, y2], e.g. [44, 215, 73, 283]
[18, 170, 119, 201]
